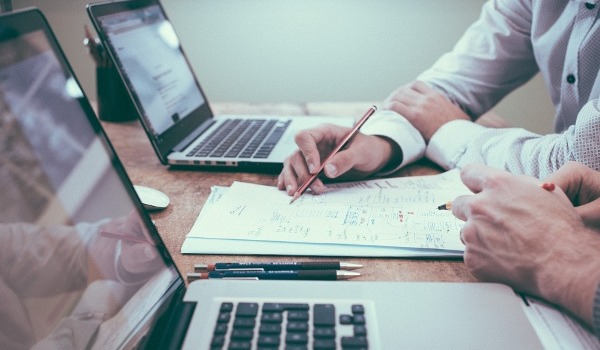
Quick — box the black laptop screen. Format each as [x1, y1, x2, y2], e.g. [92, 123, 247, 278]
[0, 9, 180, 349]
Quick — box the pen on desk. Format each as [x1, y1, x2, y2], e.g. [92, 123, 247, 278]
[187, 270, 360, 281]
[194, 261, 363, 272]
[289, 105, 378, 204]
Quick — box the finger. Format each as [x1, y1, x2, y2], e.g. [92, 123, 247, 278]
[450, 194, 472, 221]
[294, 127, 331, 174]
[576, 199, 600, 227]
[458, 163, 507, 194]
[409, 80, 435, 95]
[280, 154, 302, 194]
[544, 162, 585, 202]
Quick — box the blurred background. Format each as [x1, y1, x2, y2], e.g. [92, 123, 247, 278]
[10, 0, 554, 134]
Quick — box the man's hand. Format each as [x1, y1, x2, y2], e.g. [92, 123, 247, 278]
[451, 163, 600, 326]
[277, 123, 397, 196]
[383, 80, 470, 142]
[545, 161, 600, 227]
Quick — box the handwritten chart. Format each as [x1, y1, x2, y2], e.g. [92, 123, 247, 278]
[188, 170, 470, 251]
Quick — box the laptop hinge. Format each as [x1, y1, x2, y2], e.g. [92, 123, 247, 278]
[140, 284, 196, 350]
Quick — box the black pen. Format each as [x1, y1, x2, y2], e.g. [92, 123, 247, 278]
[194, 261, 363, 272]
[187, 270, 360, 281]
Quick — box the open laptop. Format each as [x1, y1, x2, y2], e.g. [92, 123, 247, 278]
[86, 0, 354, 173]
[0, 8, 544, 349]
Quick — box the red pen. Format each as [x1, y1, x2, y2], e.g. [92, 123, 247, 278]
[289, 105, 378, 204]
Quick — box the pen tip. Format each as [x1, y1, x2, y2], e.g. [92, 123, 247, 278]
[340, 262, 363, 270]
[289, 193, 300, 205]
[337, 270, 361, 280]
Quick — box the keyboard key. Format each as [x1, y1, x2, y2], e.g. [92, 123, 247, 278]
[213, 323, 228, 334]
[353, 314, 366, 325]
[259, 323, 281, 335]
[233, 318, 256, 328]
[236, 303, 259, 317]
[217, 312, 231, 323]
[286, 321, 308, 332]
[287, 311, 309, 321]
[351, 304, 365, 314]
[285, 332, 308, 344]
[341, 336, 368, 348]
[313, 339, 336, 349]
[313, 304, 335, 327]
[231, 329, 253, 340]
[261, 312, 283, 323]
[257, 335, 280, 347]
[228, 340, 251, 350]
[354, 325, 367, 336]
[220, 302, 234, 312]
[313, 327, 335, 338]
[263, 303, 309, 312]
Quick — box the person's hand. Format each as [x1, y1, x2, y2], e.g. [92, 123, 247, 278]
[544, 161, 600, 227]
[92, 211, 163, 284]
[451, 163, 600, 326]
[383, 80, 470, 142]
[277, 123, 398, 196]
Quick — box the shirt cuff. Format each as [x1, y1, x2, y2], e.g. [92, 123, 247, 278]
[426, 120, 486, 170]
[360, 110, 426, 175]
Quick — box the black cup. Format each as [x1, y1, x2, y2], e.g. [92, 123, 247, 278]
[96, 65, 138, 122]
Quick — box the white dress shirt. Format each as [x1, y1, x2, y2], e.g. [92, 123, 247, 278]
[361, 0, 600, 178]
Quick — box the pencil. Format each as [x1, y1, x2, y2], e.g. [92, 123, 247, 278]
[289, 105, 378, 204]
[437, 201, 452, 210]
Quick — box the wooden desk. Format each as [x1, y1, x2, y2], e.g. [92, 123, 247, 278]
[101, 102, 475, 283]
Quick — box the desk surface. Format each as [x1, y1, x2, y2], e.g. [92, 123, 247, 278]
[101, 102, 476, 283]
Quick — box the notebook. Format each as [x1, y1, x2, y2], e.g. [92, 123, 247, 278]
[0, 8, 545, 349]
[86, 0, 354, 173]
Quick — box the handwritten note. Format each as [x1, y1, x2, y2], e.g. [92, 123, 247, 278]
[188, 170, 470, 252]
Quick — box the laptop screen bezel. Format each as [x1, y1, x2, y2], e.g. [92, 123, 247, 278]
[0, 7, 187, 347]
[87, 0, 214, 164]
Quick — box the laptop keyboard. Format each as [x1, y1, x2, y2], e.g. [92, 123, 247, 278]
[187, 119, 291, 159]
[210, 301, 369, 349]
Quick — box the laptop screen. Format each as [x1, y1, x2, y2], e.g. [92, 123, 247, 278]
[95, 4, 204, 135]
[90, 0, 213, 162]
[0, 9, 180, 349]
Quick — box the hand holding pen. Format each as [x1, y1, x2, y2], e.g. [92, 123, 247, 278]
[286, 106, 378, 204]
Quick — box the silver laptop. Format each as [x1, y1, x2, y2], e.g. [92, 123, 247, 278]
[0, 8, 543, 349]
[86, 0, 353, 173]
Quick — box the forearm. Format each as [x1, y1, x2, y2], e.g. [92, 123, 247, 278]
[418, 0, 538, 118]
[539, 235, 600, 329]
[426, 100, 600, 178]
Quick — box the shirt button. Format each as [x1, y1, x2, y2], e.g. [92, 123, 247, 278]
[566, 74, 576, 84]
[585, 3, 596, 9]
